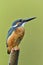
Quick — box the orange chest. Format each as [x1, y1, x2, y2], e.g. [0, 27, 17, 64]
[7, 27, 25, 44]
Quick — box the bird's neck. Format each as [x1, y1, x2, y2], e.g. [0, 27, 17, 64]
[12, 22, 25, 28]
[21, 23, 25, 27]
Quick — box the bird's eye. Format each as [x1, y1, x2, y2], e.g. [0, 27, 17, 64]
[20, 20, 22, 22]
[20, 19, 22, 22]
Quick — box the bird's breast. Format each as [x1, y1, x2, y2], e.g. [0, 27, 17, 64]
[15, 27, 25, 36]
[7, 27, 25, 54]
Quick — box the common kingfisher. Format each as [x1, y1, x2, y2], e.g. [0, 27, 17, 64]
[6, 17, 36, 54]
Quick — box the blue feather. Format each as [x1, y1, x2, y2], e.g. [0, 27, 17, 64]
[6, 27, 15, 40]
[12, 19, 22, 26]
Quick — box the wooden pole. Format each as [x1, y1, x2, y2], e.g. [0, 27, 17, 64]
[8, 48, 20, 65]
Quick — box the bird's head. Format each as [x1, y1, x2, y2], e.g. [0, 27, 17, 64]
[12, 17, 36, 28]
[12, 19, 22, 27]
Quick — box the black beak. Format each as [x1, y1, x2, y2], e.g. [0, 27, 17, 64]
[23, 17, 36, 22]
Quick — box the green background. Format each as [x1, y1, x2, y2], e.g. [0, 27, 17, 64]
[0, 0, 43, 65]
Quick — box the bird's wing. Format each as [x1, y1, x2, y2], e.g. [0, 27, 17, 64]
[6, 27, 15, 40]
[6, 27, 15, 47]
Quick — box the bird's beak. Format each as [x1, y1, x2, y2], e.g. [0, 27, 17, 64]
[23, 17, 36, 22]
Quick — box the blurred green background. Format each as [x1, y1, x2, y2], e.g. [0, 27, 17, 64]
[0, 0, 43, 65]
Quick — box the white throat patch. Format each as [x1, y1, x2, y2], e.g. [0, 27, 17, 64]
[21, 23, 25, 27]
[12, 23, 25, 28]
[12, 24, 17, 27]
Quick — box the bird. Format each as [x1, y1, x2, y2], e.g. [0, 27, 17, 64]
[6, 17, 36, 54]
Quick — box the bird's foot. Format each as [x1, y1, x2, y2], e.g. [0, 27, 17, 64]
[11, 46, 20, 53]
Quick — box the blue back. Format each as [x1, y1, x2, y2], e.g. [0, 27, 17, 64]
[6, 27, 15, 40]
